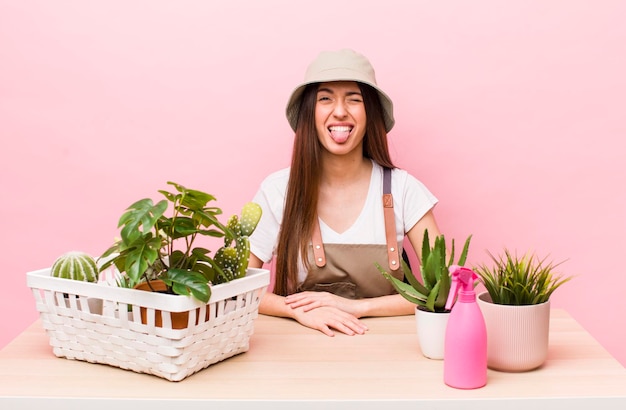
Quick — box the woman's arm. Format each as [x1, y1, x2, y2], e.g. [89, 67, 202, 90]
[250, 252, 414, 319]
[248, 252, 292, 317]
[248, 252, 368, 336]
[285, 291, 415, 317]
[406, 209, 441, 261]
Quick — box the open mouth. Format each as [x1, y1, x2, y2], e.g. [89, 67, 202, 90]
[328, 126, 352, 143]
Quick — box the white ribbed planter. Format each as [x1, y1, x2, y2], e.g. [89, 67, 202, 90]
[415, 306, 450, 360]
[477, 292, 550, 372]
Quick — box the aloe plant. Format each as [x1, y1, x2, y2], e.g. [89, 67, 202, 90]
[474, 250, 571, 305]
[377, 230, 472, 312]
[99, 181, 261, 303]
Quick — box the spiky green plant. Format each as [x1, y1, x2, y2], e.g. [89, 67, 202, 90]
[376, 230, 472, 313]
[99, 181, 261, 303]
[474, 250, 571, 305]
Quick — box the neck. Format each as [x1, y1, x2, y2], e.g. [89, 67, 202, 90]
[320, 155, 372, 187]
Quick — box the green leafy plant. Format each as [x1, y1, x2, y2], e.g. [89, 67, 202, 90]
[99, 181, 262, 303]
[473, 249, 571, 305]
[376, 230, 472, 313]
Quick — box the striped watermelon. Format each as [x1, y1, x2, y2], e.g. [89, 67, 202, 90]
[51, 251, 99, 282]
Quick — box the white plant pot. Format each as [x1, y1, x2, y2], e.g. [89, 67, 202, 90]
[415, 306, 450, 360]
[477, 291, 550, 372]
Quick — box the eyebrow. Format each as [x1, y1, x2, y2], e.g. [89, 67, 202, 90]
[317, 87, 362, 97]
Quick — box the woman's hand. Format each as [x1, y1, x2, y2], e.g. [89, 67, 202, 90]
[285, 291, 364, 317]
[257, 288, 368, 337]
[290, 305, 368, 337]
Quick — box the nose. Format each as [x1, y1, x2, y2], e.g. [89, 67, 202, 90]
[332, 100, 348, 118]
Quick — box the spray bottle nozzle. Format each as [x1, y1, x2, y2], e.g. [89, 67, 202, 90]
[445, 265, 478, 311]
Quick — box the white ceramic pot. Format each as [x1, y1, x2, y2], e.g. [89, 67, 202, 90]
[415, 306, 450, 360]
[477, 292, 550, 372]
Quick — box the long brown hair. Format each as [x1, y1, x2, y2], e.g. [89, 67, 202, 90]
[274, 82, 396, 295]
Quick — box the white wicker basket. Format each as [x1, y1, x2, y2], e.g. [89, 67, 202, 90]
[26, 267, 270, 381]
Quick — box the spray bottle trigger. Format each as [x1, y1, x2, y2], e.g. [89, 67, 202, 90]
[446, 265, 478, 310]
[445, 265, 463, 311]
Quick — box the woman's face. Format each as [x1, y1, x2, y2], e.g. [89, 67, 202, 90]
[314, 81, 367, 157]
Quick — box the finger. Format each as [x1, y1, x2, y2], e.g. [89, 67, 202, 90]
[317, 324, 335, 337]
[300, 301, 321, 312]
[285, 297, 316, 308]
[343, 316, 369, 334]
[331, 321, 357, 336]
[285, 291, 316, 302]
[329, 316, 368, 336]
[287, 299, 321, 311]
[284, 294, 305, 303]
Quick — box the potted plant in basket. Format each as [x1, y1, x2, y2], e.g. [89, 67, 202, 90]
[474, 249, 572, 372]
[27, 181, 270, 382]
[99, 181, 263, 328]
[377, 229, 472, 359]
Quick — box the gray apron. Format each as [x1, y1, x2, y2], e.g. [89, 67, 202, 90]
[298, 168, 405, 299]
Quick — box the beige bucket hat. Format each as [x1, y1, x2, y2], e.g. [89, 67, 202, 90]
[285, 49, 395, 132]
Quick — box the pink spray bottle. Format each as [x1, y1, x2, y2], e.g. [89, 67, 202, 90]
[444, 265, 487, 389]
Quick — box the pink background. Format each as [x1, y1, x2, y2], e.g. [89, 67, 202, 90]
[1, 1, 625, 366]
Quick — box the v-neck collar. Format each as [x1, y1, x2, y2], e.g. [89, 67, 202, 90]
[318, 161, 379, 238]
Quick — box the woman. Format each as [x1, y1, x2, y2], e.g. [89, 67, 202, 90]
[248, 49, 441, 336]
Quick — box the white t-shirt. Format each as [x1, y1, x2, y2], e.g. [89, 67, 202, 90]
[249, 161, 438, 281]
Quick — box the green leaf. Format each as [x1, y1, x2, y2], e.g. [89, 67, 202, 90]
[433, 236, 446, 280]
[119, 199, 168, 244]
[421, 253, 437, 289]
[399, 259, 431, 296]
[381, 271, 429, 307]
[434, 266, 450, 310]
[425, 281, 441, 312]
[163, 269, 211, 303]
[170, 216, 201, 237]
[457, 235, 472, 266]
[448, 237, 456, 267]
[183, 189, 216, 211]
[122, 235, 161, 285]
[421, 229, 431, 269]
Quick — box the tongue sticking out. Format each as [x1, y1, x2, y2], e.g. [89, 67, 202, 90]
[330, 128, 351, 143]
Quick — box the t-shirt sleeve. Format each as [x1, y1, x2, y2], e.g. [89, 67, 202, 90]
[398, 171, 439, 234]
[248, 170, 288, 263]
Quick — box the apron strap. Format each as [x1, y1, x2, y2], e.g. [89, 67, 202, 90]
[311, 167, 400, 270]
[383, 167, 400, 270]
[312, 215, 326, 267]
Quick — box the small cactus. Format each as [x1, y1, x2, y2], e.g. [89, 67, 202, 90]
[214, 202, 262, 283]
[51, 251, 99, 282]
[214, 246, 239, 282]
[240, 201, 262, 236]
